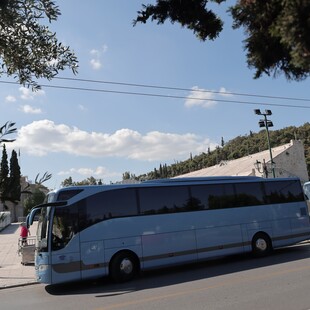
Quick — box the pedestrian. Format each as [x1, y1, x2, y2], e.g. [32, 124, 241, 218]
[20, 222, 30, 246]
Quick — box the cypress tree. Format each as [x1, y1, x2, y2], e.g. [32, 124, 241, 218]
[9, 150, 21, 203]
[0, 145, 10, 203]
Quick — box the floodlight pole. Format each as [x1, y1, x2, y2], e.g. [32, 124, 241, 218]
[254, 109, 276, 178]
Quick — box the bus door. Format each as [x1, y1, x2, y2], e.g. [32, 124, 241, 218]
[50, 207, 81, 284]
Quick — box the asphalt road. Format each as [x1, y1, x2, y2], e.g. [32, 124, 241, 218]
[1, 242, 310, 310]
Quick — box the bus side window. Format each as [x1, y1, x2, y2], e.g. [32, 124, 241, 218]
[139, 186, 190, 214]
[190, 184, 235, 210]
[264, 180, 304, 204]
[84, 189, 138, 227]
[234, 182, 264, 207]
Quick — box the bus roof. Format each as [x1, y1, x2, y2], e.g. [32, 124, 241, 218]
[145, 176, 261, 184]
[52, 176, 301, 193]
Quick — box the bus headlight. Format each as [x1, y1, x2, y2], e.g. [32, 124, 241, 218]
[38, 264, 49, 272]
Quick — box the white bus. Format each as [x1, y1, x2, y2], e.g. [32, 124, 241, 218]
[27, 176, 310, 285]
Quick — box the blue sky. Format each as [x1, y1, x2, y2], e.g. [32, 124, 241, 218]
[1, 0, 309, 189]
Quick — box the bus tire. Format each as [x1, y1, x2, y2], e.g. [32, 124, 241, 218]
[251, 232, 272, 257]
[109, 251, 139, 283]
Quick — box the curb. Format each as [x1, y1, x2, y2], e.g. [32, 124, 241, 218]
[0, 281, 39, 290]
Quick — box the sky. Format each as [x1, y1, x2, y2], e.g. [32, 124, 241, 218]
[1, 0, 310, 189]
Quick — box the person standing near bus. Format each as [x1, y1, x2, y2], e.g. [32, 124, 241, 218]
[20, 222, 30, 245]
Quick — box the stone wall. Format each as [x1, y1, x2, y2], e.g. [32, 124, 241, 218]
[274, 140, 309, 183]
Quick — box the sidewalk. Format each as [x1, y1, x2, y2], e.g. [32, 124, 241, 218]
[0, 222, 38, 289]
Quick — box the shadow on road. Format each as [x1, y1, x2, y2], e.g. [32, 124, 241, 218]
[45, 241, 310, 297]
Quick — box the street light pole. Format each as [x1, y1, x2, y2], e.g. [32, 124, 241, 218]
[254, 109, 276, 178]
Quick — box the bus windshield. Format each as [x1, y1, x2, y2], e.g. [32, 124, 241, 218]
[51, 206, 79, 251]
[36, 207, 52, 252]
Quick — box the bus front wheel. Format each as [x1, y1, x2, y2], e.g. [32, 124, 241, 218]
[251, 233, 272, 257]
[109, 251, 139, 283]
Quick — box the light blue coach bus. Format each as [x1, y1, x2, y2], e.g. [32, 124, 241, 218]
[27, 176, 310, 285]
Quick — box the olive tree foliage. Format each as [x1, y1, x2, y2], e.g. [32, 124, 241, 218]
[134, 0, 310, 81]
[24, 187, 45, 215]
[0, 0, 78, 89]
[0, 121, 17, 144]
[22, 172, 52, 215]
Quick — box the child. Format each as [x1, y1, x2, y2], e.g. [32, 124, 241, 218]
[20, 222, 30, 245]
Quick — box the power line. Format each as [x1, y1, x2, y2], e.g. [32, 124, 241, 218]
[54, 76, 310, 103]
[1, 80, 310, 109]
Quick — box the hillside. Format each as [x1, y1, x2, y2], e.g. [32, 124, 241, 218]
[136, 122, 310, 181]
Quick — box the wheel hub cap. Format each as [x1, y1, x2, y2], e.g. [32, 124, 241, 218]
[256, 238, 267, 251]
[120, 258, 133, 274]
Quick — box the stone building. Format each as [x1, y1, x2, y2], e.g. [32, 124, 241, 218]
[0, 176, 49, 222]
[176, 140, 309, 184]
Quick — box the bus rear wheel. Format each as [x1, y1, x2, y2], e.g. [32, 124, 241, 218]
[251, 233, 272, 257]
[109, 251, 139, 283]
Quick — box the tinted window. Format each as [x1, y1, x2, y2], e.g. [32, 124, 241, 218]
[139, 186, 190, 214]
[57, 189, 83, 201]
[234, 182, 264, 207]
[84, 188, 137, 226]
[190, 184, 235, 210]
[264, 180, 304, 204]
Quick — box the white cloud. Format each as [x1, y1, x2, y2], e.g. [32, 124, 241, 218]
[20, 105, 43, 114]
[78, 104, 87, 111]
[58, 166, 118, 179]
[185, 86, 233, 109]
[90, 49, 100, 57]
[5, 95, 16, 102]
[90, 58, 102, 70]
[11, 119, 214, 161]
[219, 87, 233, 97]
[19, 87, 45, 100]
[89, 45, 108, 70]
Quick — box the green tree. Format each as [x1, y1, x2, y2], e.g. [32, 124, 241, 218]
[0, 0, 78, 89]
[62, 176, 101, 186]
[134, 0, 310, 81]
[83, 176, 97, 185]
[24, 188, 46, 216]
[134, 0, 223, 41]
[0, 145, 10, 203]
[61, 176, 74, 187]
[230, 0, 310, 81]
[8, 150, 21, 203]
[221, 137, 225, 147]
[122, 172, 131, 180]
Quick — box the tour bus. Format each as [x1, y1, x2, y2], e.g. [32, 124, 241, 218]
[27, 176, 310, 285]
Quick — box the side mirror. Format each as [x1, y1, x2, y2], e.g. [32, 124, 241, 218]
[26, 207, 40, 227]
